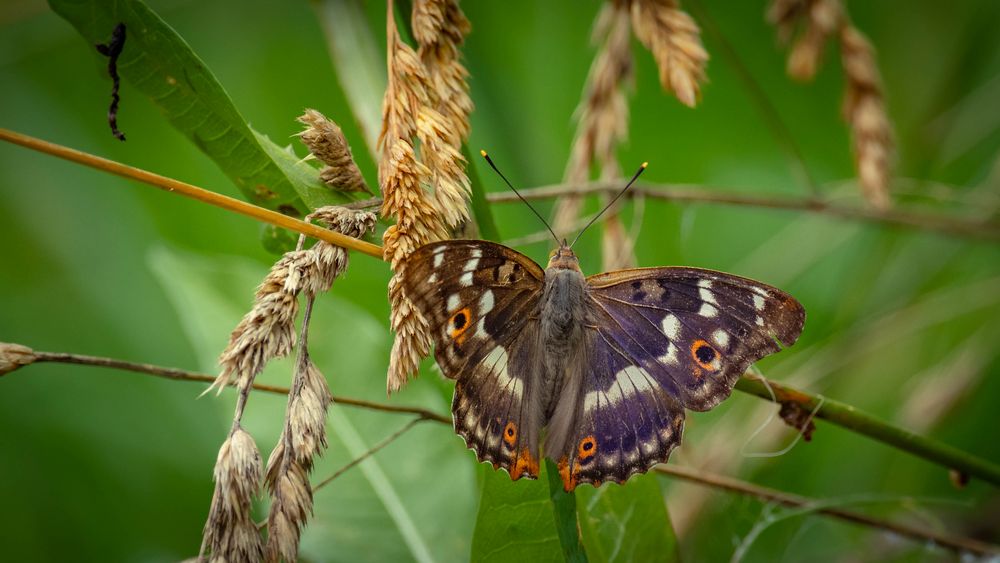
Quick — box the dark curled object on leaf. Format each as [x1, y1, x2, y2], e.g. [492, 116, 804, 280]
[95, 23, 127, 141]
[779, 401, 817, 441]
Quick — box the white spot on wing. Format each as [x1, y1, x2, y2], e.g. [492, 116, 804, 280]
[584, 391, 600, 415]
[459, 272, 473, 287]
[753, 294, 766, 311]
[432, 246, 446, 267]
[698, 279, 717, 305]
[427, 272, 438, 284]
[659, 426, 673, 443]
[641, 439, 658, 455]
[485, 431, 500, 449]
[483, 347, 523, 400]
[480, 290, 495, 313]
[661, 315, 681, 340]
[613, 366, 656, 398]
[447, 294, 461, 312]
[463, 257, 480, 272]
[712, 329, 730, 348]
[658, 343, 678, 365]
[698, 303, 718, 318]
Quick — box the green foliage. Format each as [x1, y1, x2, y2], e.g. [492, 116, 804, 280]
[576, 475, 679, 563]
[1, 0, 998, 561]
[49, 0, 341, 214]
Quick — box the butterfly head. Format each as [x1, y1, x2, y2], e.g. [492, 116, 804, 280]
[547, 240, 581, 271]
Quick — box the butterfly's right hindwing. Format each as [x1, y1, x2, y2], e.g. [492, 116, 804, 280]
[400, 240, 546, 479]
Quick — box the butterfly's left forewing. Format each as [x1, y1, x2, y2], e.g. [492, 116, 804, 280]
[400, 240, 547, 479]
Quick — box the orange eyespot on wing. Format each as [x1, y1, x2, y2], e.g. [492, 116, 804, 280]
[690, 339, 720, 372]
[503, 421, 517, 446]
[448, 307, 473, 343]
[577, 435, 597, 460]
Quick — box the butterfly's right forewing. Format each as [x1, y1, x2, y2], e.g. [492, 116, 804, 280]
[400, 240, 547, 479]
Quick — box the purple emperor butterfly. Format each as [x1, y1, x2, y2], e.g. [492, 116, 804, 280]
[399, 159, 805, 491]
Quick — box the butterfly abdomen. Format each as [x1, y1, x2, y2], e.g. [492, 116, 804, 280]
[539, 268, 589, 414]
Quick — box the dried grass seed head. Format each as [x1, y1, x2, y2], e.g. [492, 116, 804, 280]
[201, 427, 264, 562]
[630, 0, 709, 108]
[0, 342, 36, 376]
[298, 109, 371, 194]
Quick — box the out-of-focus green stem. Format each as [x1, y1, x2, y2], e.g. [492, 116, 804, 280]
[735, 375, 1000, 487]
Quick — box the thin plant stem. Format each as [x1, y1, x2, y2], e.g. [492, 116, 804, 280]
[4, 130, 996, 246]
[26, 349, 450, 424]
[15, 347, 1000, 487]
[486, 180, 1000, 242]
[10, 346, 998, 552]
[0, 128, 383, 258]
[312, 417, 425, 493]
[734, 375, 1000, 486]
[656, 464, 999, 557]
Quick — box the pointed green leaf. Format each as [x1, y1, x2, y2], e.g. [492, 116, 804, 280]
[50, 0, 347, 212]
[576, 475, 679, 563]
[471, 462, 564, 562]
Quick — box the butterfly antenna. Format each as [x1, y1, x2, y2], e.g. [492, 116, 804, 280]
[569, 162, 648, 248]
[480, 150, 561, 246]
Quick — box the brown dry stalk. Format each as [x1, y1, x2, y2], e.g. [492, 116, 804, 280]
[297, 109, 372, 194]
[841, 25, 892, 210]
[556, 1, 637, 269]
[767, 0, 893, 209]
[209, 208, 376, 400]
[264, 299, 330, 563]
[630, 0, 709, 108]
[199, 426, 265, 562]
[381, 0, 454, 393]
[0, 342, 35, 375]
[200, 206, 374, 560]
[413, 0, 473, 228]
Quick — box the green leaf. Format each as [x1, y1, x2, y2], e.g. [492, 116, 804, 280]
[471, 462, 564, 562]
[147, 246, 477, 562]
[49, 0, 345, 213]
[576, 475, 680, 563]
[546, 460, 589, 563]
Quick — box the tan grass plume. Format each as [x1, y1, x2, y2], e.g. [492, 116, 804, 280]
[630, 0, 709, 108]
[201, 206, 375, 561]
[382, 0, 474, 393]
[200, 426, 265, 562]
[413, 0, 473, 230]
[0, 342, 36, 376]
[555, 1, 639, 269]
[768, 0, 893, 209]
[298, 109, 372, 194]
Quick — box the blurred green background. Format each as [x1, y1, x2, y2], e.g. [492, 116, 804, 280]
[1, 0, 998, 561]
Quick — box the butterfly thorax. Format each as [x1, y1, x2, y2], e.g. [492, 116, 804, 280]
[539, 247, 589, 415]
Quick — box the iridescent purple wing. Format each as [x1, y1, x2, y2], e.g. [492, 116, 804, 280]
[586, 267, 806, 411]
[544, 328, 686, 491]
[545, 267, 805, 490]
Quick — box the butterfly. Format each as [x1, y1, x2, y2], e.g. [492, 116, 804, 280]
[399, 238, 805, 491]
[398, 157, 806, 491]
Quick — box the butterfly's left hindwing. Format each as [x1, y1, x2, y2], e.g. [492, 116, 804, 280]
[400, 240, 547, 480]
